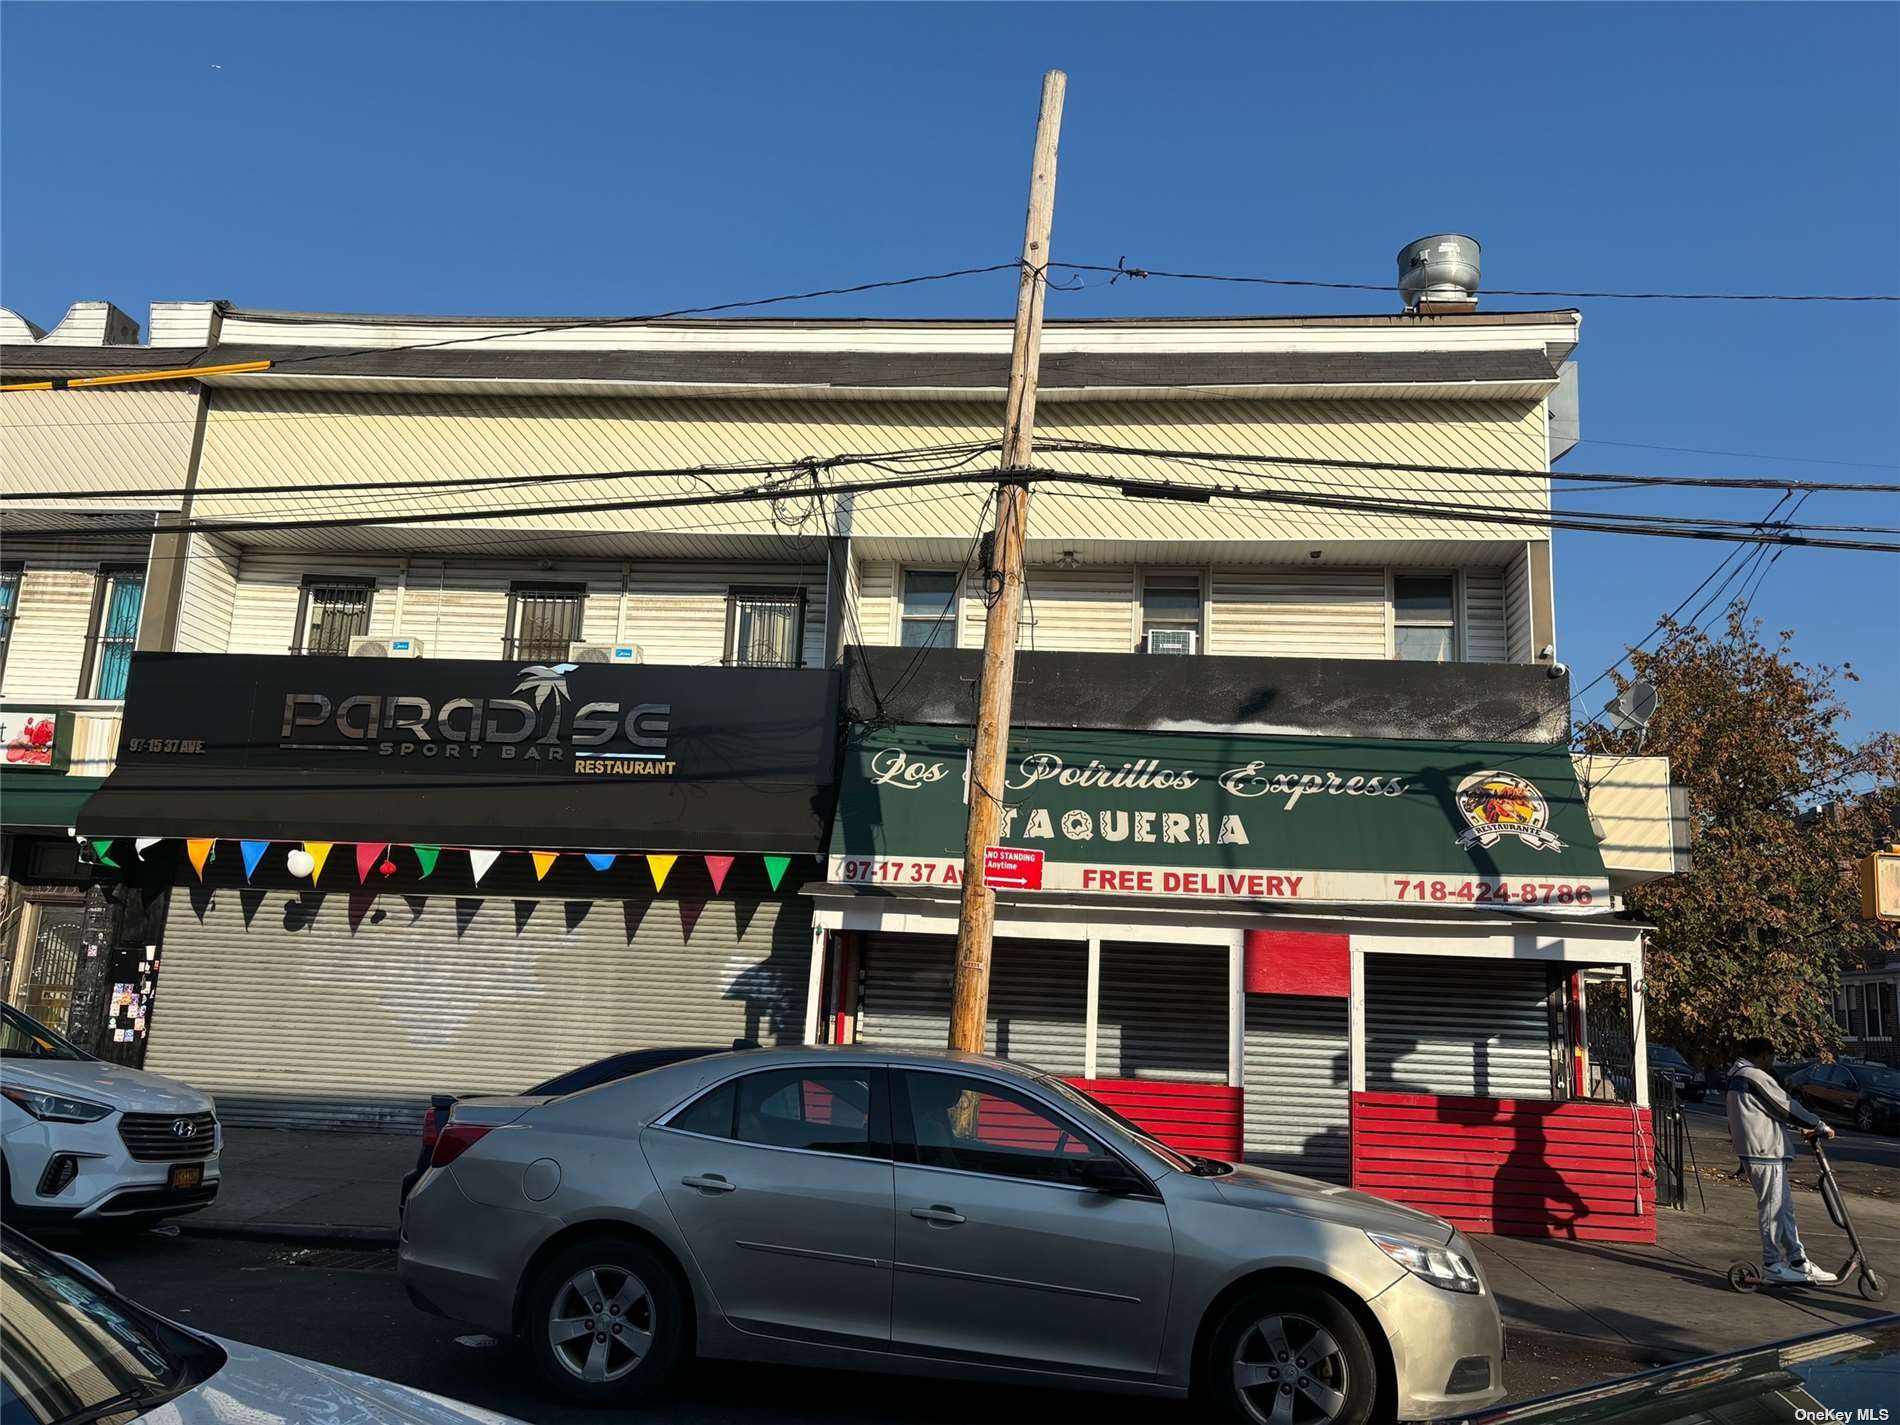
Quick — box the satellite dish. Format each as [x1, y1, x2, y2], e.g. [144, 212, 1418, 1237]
[1603, 679, 1659, 734]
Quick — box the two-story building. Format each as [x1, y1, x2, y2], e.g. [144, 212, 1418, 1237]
[4, 289, 1682, 1237]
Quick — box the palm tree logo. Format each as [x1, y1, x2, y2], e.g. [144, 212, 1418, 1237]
[514, 662, 580, 709]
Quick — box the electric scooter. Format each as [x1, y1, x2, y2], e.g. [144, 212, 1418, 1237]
[1727, 1130, 1887, 1301]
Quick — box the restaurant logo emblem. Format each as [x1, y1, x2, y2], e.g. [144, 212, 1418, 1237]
[1455, 770, 1564, 852]
[514, 662, 579, 708]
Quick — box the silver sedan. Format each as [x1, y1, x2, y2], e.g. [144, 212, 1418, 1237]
[399, 1046, 1504, 1423]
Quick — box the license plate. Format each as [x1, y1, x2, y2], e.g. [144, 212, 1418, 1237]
[169, 1163, 204, 1191]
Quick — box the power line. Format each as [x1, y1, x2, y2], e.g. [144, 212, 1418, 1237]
[1038, 437, 1900, 495]
[1573, 438, 1899, 472]
[19, 465, 1900, 552]
[1050, 259, 1900, 304]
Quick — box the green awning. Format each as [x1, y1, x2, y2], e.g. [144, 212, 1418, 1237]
[827, 724, 1610, 914]
[0, 775, 105, 832]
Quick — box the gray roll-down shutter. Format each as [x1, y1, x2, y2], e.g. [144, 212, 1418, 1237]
[145, 888, 811, 1131]
[856, 933, 1086, 1076]
[1364, 954, 1556, 1100]
[1244, 995, 1350, 1182]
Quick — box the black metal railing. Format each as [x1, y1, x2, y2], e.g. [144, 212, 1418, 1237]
[1648, 1070, 1687, 1210]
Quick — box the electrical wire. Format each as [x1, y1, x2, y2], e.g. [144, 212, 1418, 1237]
[1049, 259, 1900, 303]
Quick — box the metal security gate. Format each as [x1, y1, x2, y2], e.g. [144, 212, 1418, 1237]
[1364, 954, 1557, 1099]
[856, 934, 1086, 1076]
[1244, 995, 1350, 1181]
[146, 889, 812, 1130]
[1096, 940, 1228, 1083]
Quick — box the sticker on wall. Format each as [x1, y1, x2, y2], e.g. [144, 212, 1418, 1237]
[1454, 771, 1565, 852]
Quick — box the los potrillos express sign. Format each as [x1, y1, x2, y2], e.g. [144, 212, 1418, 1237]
[828, 724, 1611, 912]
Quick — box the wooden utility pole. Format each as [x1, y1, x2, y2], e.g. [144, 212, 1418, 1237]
[948, 69, 1066, 1054]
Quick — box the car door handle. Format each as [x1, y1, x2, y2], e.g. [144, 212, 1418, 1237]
[910, 1205, 965, 1225]
[682, 1174, 737, 1194]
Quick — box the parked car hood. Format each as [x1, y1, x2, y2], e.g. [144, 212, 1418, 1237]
[1210, 1161, 1456, 1243]
[155, 1337, 526, 1425]
[1, 1058, 212, 1115]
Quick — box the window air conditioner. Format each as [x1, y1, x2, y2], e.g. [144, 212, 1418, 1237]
[568, 642, 643, 664]
[1145, 628, 1198, 656]
[349, 637, 424, 658]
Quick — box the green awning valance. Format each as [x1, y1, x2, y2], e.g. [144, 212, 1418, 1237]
[1, 775, 105, 832]
[827, 725, 1609, 914]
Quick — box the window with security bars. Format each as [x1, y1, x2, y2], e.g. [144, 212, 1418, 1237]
[1393, 573, 1458, 663]
[0, 564, 19, 680]
[506, 584, 587, 663]
[82, 567, 145, 699]
[726, 588, 805, 667]
[297, 580, 374, 654]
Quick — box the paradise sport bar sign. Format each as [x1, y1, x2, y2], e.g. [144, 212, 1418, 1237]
[828, 723, 1611, 913]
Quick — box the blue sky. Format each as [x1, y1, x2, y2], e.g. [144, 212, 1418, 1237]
[4, 2, 1895, 738]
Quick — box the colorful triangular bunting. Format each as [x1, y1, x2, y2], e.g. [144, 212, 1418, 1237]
[704, 854, 735, 894]
[413, 845, 441, 879]
[531, 851, 559, 881]
[239, 840, 269, 881]
[134, 836, 162, 859]
[305, 841, 333, 881]
[646, 853, 678, 891]
[468, 848, 501, 884]
[584, 852, 617, 872]
[763, 854, 791, 891]
[89, 839, 120, 869]
[186, 839, 214, 880]
[355, 843, 387, 884]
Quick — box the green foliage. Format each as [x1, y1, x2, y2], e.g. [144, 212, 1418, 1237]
[1576, 609, 1898, 1066]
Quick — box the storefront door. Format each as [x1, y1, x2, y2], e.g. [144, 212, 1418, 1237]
[13, 902, 83, 1033]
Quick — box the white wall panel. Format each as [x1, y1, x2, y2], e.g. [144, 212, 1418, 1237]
[173, 537, 240, 653]
[1, 564, 96, 699]
[1206, 569, 1387, 658]
[1464, 570, 1510, 663]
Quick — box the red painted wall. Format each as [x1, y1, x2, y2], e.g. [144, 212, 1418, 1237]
[1244, 930, 1350, 997]
[1066, 1077, 1244, 1157]
[1350, 1091, 1656, 1243]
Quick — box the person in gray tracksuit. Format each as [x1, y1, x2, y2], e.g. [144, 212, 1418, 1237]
[1725, 1035, 1838, 1285]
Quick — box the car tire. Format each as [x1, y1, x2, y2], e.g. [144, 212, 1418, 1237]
[522, 1236, 687, 1405]
[1204, 1283, 1379, 1425]
[1857, 1103, 1876, 1133]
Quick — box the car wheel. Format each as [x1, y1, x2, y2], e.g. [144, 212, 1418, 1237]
[523, 1237, 686, 1404]
[1857, 1103, 1877, 1133]
[1206, 1285, 1378, 1425]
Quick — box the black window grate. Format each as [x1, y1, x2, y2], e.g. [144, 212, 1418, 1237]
[508, 586, 586, 663]
[303, 583, 373, 654]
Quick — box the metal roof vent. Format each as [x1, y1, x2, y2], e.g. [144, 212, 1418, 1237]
[1398, 234, 1482, 313]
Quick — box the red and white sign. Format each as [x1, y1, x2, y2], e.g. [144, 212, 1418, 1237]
[982, 846, 1045, 890]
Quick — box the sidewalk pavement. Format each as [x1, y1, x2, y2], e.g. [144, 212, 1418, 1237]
[195, 1127, 1899, 1362]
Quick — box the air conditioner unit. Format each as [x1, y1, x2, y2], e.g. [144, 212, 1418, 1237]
[350, 637, 424, 658]
[568, 642, 643, 664]
[1145, 628, 1198, 656]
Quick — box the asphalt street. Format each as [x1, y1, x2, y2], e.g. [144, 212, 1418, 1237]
[52, 1231, 1645, 1423]
[1681, 1103, 1900, 1200]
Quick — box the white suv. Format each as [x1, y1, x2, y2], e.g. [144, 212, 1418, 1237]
[1, 1004, 221, 1228]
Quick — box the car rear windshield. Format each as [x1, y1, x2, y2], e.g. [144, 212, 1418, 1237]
[0, 1230, 223, 1424]
[0, 1006, 92, 1061]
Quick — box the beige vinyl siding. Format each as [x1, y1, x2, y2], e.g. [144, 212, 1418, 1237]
[1206, 568, 1388, 658]
[617, 565, 825, 667]
[193, 390, 1550, 549]
[0, 385, 199, 510]
[174, 536, 241, 653]
[1, 563, 97, 698]
[226, 553, 404, 656]
[395, 567, 509, 660]
[1463, 570, 1510, 662]
[1020, 567, 1139, 652]
[851, 560, 897, 646]
[1505, 547, 1535, 664]
[69, 711, 123, 777]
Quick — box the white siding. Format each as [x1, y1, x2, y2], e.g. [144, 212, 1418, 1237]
[1020, 567, 1138, 652]
[395, 567, 508, 660]
[1464, 570, 1510, 663]
[1, 564, 97, 699]
[1206, 568, 1388, 658]
[174, 536, 241, 653]
[1505, 546, 1534, 664]
[852, 561, 898, 646]
[227, 553, 405, 656]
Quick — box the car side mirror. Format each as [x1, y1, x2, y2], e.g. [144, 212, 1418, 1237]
[1072, 1155, 1141, 1195]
